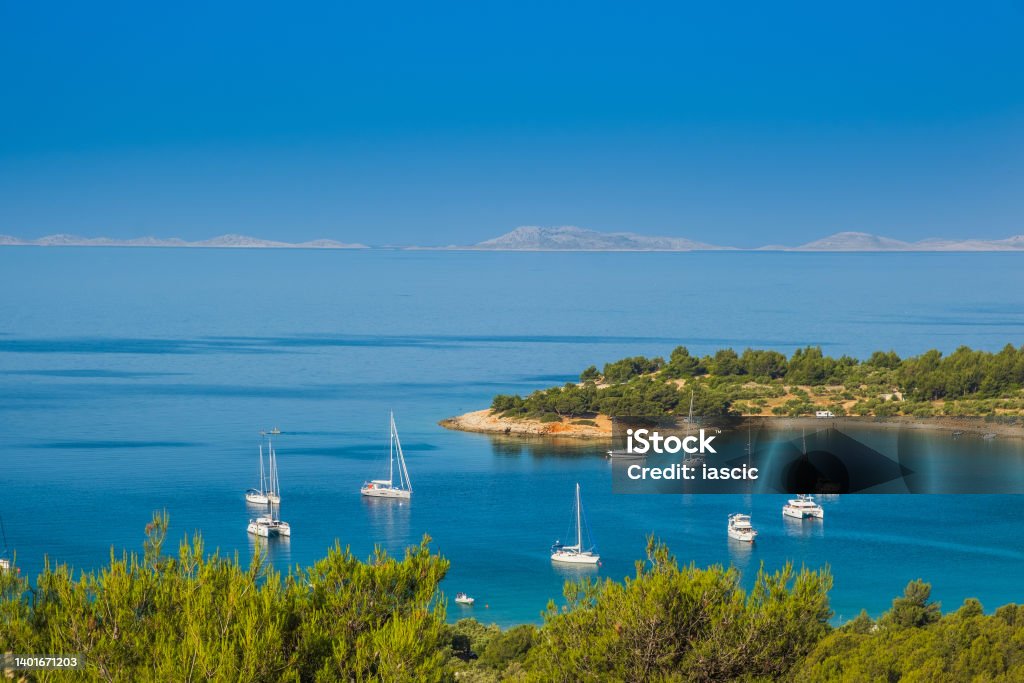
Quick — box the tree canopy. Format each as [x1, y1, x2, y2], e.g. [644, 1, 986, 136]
[4, 521, 1024, 681]
[489, 344, 1024, 421]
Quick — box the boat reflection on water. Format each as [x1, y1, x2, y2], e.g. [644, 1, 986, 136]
[726, 534, 755, 569]
[551, 560, 599, 581]
[487, 435, 607, 460]
[782, 514, 825, 540]
[361, 494, 411, 541]
[246, 530, 291, 567]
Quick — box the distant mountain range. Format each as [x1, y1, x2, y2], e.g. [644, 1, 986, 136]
[0, 234, 368, 249]
[470, 226, 728, 251]
[2, 228, 1023, 252]
[783, 231, 1024, 252]
[468, 227, 1024, 252]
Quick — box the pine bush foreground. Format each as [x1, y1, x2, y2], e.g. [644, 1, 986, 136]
[2, 515, 1023, 681]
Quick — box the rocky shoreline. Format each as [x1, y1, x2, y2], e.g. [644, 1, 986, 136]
[439, 409, 613, 439]
[440, 410, 1024, 440]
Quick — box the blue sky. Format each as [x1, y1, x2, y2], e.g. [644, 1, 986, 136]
[1, 1, 1021, 246]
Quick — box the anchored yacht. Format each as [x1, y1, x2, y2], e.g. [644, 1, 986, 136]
[551, 483, 600, 565]
[727, 513, 757, 543]
[245, 441, 271, 504]
[247, 514, 291, 538]
[782, 494, 824, 519]
[361, 412, 413, 499]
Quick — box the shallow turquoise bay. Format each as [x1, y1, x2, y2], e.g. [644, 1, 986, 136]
[1, 249, 1023, 625]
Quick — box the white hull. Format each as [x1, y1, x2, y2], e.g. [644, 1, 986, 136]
[245, 491, 269, 504]
[455, 597, 475, 605]
[0, 558, 10, 572]
[267, 493, 281, 504]
[727, 529, 757, 543]
[551, 550, 600, 565]
[361, 485, 411, 499]
[782, 506, 824, 520]
[247, 521, 269, 537]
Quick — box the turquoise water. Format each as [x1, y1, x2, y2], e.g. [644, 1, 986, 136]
[1, 248, 1023, 626]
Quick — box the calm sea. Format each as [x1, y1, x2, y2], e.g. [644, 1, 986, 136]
[1, 248, 1023, 626]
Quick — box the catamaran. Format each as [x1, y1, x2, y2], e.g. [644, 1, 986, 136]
[551, 483, 600, 565]
[782, 494, 824, 519]
[727, 513, 757, 542]
[247, 512, 291, 538]
[361, 412, 412, 499]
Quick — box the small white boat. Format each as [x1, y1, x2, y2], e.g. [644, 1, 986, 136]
[782, 494, 824, 520]
[269, 427, 281, 435]
[361, 413, 413, 499]
[454, 592, 475, 605]
[551, 483, 600, 565]
[0, 558, 9, 572]
[727, 513, 757, 542]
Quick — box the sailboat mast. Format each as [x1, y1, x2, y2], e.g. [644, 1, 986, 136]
[259, 443, 266, 493]
[391, 413, 412, 490]
[269, 438, 278, 494]
[576, 483, 582, 549]
[686, 390, 695, 436]
[389, 412, 395, 484]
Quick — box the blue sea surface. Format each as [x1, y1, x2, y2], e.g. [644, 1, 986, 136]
[1, 248, 1023, 626]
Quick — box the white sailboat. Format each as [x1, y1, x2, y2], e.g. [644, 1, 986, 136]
[245, 442, 271, 504]
[361, 412, 412, 499]
[682, 391, 703, 467]
[551, 483, 600, 565]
